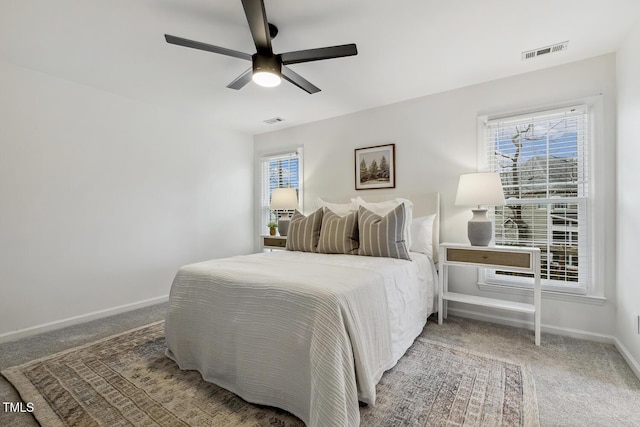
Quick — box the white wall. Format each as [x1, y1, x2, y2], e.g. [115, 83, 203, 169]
[254, 54, 618, 339]
[0, 61, 254, 339]
[616, 20, 640, 373]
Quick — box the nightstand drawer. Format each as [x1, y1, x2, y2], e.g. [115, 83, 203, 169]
[263, 237, 287, 248]
[446, 247, 531, 269]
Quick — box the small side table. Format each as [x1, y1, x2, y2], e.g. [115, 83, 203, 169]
[262, 235, 287, 251]
[438, 243, 542, 345]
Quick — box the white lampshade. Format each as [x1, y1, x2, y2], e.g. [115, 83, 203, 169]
[270, 188, 298, 210]
[455, 172, 506, 208]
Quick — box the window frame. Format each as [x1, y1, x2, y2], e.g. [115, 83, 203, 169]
[476, 97, 605, 301]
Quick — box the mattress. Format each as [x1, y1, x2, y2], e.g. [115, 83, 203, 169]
[165, 250, 436, 427]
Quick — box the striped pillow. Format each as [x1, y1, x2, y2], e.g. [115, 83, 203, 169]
[285, 209, 324, 252]
[353, 197, 413, 249]
[358, 204, 410, 260]
[316, 208, 359, 255]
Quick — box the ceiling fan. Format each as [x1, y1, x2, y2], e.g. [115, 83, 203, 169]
[164, 0, 358, 94]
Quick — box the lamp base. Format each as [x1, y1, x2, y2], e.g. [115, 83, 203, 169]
[468, 209, 492, 246]
[278, 217, 291, 237]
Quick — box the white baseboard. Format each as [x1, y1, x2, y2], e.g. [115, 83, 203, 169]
[0, 295, 169, 344]
[447, 307, 616, 344]
[613, 338, 640, 381]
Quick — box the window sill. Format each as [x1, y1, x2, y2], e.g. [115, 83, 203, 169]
[477, 281, 607, 306]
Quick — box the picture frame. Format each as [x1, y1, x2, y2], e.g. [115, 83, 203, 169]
[355, 143, 395, 190]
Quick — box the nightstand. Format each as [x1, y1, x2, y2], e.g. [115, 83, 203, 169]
[438, 243, 541, 345]
[262, 235, 287, 251]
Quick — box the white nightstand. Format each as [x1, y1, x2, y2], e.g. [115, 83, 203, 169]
[438, 242, 542, 345]
[262, 235, 287, 251]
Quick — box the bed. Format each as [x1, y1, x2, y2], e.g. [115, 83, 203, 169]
[165, 193, 440, 427]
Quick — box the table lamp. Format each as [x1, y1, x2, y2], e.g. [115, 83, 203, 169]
[270, 188, 298, 237]
[455, 172, 505, 246]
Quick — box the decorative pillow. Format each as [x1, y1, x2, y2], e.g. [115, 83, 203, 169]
[316, 209, 359, 255]
[353, 197, 414, 248]
[313, 198, 356, 217]
[286, 209, 324, 252]
[410, 214, 436, 258]
[358, 205, 410, 260]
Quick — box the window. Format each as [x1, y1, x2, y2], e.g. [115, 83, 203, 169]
[482, 105, 589, 293]
[260, 148, 303, 234]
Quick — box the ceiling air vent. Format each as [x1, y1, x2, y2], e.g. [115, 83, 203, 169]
[263, 117, 285, 125]
[521, 41, 568, 61]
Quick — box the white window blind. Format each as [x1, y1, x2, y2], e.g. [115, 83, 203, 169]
[260, 148, 303, 233]
[484, 105, 589, 293]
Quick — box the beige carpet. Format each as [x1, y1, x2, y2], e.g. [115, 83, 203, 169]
[2, 321, 539, 426]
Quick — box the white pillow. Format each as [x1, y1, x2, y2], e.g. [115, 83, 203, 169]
[353, 197, 413, 248]
[410, 214, 436, 258]
[313, 198, 357, 217]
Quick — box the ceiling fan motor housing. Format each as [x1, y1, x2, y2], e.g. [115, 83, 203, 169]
[252, 53, 281, 75]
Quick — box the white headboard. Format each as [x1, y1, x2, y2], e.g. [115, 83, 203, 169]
[321, 192, 441, 262]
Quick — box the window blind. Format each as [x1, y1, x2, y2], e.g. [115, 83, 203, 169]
[260, 148, 303, 233]
[484, 105, 589, 292]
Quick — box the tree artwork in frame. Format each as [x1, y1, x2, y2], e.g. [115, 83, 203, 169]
[355, 143, 395, 190]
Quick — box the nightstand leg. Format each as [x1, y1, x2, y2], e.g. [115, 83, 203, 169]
[438, 264, 449, 323]
[443, 265, 448, 320]
[534, 252, 541, 346]
[438, 265, 444, 324]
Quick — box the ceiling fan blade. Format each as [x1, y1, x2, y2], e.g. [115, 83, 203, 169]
[280, 43, 358, 65]
[227, 68, 253, 90]
[165, 34, 252, 61]
[241, 0, 272, 54]
[281, 66, 320, 94]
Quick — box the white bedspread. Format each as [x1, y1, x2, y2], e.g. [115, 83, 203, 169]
[165, 251, 436, 427]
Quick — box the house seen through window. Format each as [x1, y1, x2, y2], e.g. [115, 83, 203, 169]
[483, 105, 589, 293]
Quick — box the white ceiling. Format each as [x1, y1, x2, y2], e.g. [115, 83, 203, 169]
[2, 0, 639, 135]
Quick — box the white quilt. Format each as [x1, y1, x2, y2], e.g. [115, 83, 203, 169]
[165, 251, 436, 427]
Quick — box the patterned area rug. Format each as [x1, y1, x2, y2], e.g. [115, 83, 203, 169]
[2, 321, 539, 426]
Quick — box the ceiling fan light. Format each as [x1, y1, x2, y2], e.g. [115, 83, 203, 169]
[253, 71, 281, 87]
[252, 54, 282, 88]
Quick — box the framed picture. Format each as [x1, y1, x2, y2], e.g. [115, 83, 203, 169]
[355, 143, 395, 190]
